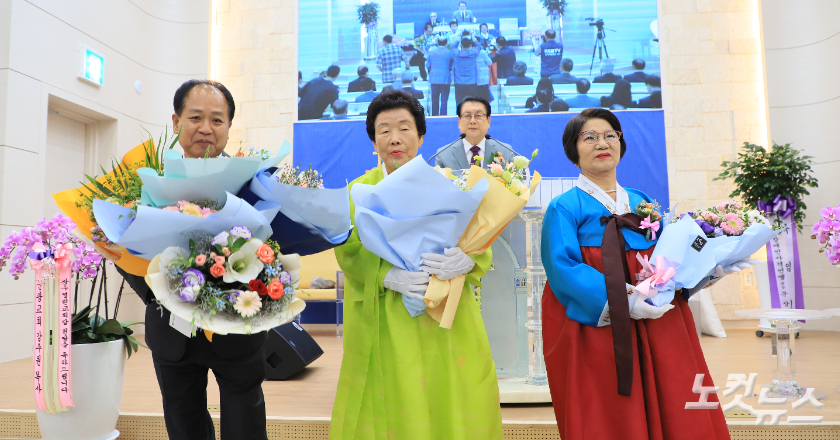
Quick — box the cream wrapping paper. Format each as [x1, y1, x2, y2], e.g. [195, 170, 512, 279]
[424, 166, 542, 328]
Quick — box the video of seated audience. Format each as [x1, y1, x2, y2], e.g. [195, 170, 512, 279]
[298, 0, 661, 121]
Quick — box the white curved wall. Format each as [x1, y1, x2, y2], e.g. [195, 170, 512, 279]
[0, 0, 209, 361]
[761, 0, 840, 330]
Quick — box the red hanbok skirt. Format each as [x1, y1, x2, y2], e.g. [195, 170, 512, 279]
[542, 246, 731, 440]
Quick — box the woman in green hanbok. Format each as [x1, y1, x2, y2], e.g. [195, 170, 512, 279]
[329, 89, 503, 440]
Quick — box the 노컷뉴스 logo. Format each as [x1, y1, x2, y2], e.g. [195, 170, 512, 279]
[685, 373, 824, 425]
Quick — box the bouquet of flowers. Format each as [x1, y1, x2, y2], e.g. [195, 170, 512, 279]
[92, 192, 278, 262]
[237, 145, 352, 256]
[354, 154, 542, 328]
[679, 201, 774, 238]
[474, 149, 538, 197]
[812, 204, 840, 266]
[74, 141, 289, 268]
[634, 200, 664, 241]
[53, 134, 177, 275]
[145, 226, 305, 334]
[639, 201, 782, 306]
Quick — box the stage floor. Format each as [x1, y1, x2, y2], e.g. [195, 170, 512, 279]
[1, 328, 839, 434]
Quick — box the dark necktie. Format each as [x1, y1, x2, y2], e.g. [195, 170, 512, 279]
[469, 146, 481, 165]
[599, 212, 645, 397]
[462, 12, 465, 22]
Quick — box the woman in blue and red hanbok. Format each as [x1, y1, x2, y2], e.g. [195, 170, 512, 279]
[541, 108, 731, 440]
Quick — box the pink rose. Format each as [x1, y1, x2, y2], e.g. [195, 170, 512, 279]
[222, 247, 231, 257]
[195, 255, 206, 265]
[214, 256, 225, 265]
[209, 263, 226, 278]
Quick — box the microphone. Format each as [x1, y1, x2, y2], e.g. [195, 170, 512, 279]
[483, 134, 522, 157]
[427, 133, 466, 164]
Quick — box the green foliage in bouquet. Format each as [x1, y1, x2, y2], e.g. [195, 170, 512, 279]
[358, 2, 379, 25]
[75, 128, 179, 222]
[715, 142, 818, 231]
[541, 0, 567, 15]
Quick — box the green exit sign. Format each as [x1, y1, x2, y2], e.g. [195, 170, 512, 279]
[78, 45, 104, 86]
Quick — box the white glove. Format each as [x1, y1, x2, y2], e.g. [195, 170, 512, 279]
[383, 267, 430, 300]
[711, 259, 760, 278]
[419, 247, 475, 280]
[629, 293, 674, 320]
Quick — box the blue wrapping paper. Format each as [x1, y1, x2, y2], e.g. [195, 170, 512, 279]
[645, 215, 782, 306]
[93, 192, 279, 261]
[137, 143, 291, 207]
[350, 156, 489, 316]
[237, 166, 352, 256]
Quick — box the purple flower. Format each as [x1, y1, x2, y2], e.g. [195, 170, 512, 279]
[695, 220, 715, 235]
[82, 268, 97, 279]
[279, 271, 291, 285]
[713, 227, 724, 237]
[0, 245, 10, 259]
[178, 287, 197, 302]
[227, 290, 242, 302]
[211, 231, 230, 246]
[229, 226, 252, 240]
[181, 268, 205, 287]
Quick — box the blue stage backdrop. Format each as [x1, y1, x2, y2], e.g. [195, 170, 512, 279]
[394, 0, 527, 37]
[293, 110, 669, 207]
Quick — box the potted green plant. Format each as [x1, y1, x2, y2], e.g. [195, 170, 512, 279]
[541, 0, 567, 37]
[715, 142, 818, 329]
[358, 2, 380, 59]
[0, 213, 144, 440]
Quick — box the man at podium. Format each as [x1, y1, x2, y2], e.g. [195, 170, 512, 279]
[432, 96, 515, 170]
[452, 1, 476, 23]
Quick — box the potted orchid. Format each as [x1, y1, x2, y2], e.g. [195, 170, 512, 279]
[0, 213, 144, 440]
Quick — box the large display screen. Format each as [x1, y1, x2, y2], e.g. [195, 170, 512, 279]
[297, 0, 662, 121]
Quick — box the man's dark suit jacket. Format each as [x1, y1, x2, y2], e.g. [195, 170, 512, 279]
[506, 75, 534, 86]
[298, 77, 339, 120]
[118, 268, 266, 362]
[637, 91, 662, 109]
[623, 71, 648, 83]
[550, 72, 579, 84]
[492, 48, 517, 79]
[593, 72, 621, 83]
[401, 86, 425, 99]
[348, 76, 376, 93]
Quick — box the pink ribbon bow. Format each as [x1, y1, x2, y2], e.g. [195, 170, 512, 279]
[639, 215, 660, 240]
[634, 254, 677, 297]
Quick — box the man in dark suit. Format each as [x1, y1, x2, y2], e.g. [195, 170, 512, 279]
[347, 66, 376, 93]
[637, 74, 662, 108]
[550, 58, 579, 84]
[354, 77, 379, 102]
[623, 58, 648, 83]
[506, 61, 534, 85]
[593, 58, 621, 83]
[452, 1, 475, 23]
[565, 79, 601, 108]
[116, 79, 269, 440]
[298, 65, 340, 120]
[399, 71, 425, 99]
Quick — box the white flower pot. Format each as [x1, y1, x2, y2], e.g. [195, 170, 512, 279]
[36, 339, 126, 440]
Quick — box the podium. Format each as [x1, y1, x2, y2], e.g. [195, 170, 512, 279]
[481, 177, 576, 403]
